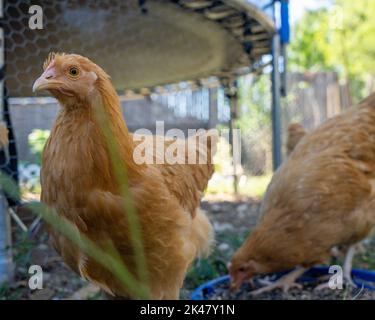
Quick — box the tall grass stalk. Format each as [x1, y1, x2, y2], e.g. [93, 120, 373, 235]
[91, 102, 149, 294]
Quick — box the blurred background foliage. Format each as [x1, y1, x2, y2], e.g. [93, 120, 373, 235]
[28, 129, 50, 165]
[289, 0, 375, 103]
[217, 0, 375, 199]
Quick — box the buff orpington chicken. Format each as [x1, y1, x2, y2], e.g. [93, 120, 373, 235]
[32, 53, 215, 299]
[229, 93, 375, 294]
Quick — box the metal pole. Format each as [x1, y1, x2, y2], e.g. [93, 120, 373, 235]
[271, 3, 282, 170]
[226, 81, 239, 195]
[0, 193, 12, 285]
[0, 0, 14, 285]
[229, 97, 238, 195]
[271, 34, 282, 170]
[280, 0, 290, 97]
[280, 44, 287, 97]
[208, 88, 218, 129]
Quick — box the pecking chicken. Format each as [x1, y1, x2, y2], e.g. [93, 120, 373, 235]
[229, 93, 375, 294]
[32, 53, 215, 299]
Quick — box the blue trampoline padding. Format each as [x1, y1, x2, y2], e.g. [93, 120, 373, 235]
[279, 0, 290, 44]
[191, 267, 375, 300]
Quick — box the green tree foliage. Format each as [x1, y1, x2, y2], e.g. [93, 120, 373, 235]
[289, 8, 332, 72]
[289, 0, 375, 102]
[28, 129, 50, 164]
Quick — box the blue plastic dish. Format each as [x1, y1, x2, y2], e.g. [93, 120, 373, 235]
[191, 266, 375, 300]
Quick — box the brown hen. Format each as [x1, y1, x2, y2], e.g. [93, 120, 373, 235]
[33, 53, 215, 299]
[230, 93, 375, 293]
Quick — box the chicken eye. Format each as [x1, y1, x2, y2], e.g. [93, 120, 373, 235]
[68, 67, 80, 77]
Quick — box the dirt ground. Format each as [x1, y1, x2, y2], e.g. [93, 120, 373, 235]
[1, 198, 374, 300]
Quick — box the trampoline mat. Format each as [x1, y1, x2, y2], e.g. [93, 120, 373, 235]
[4, 0, 275, 97]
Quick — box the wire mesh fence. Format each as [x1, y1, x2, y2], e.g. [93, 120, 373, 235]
[4, 0, 274, 98]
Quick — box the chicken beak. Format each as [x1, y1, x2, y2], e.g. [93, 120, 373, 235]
[230, 281, 240, 293]
[228, 262, 252, 293]
[229, 273, 247, 293]
[32, 67, 62, 92]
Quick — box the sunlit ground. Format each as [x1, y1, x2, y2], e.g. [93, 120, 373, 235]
[206, 174, 272, 199]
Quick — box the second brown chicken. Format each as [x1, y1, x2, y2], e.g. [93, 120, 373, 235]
[229, 93, 375, 294]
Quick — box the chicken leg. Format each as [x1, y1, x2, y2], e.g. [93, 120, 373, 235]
[315, 244, 358, 291]
[250, 266, 307, 296]
[343, 244, 356, 287]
